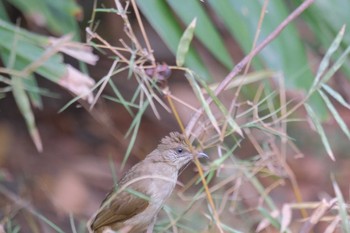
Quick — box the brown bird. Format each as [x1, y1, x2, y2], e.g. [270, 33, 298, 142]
[90, 132, 207, 233]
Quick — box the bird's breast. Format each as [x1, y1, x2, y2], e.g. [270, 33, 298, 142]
[149, 167, 177, 201]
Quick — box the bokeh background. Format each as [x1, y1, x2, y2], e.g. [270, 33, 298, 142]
[1, 0, 350, 232]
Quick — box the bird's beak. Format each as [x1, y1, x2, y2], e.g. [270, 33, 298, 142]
[197, 152, 208, 159]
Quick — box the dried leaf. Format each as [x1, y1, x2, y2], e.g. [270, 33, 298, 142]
[58, 65, 95, 103]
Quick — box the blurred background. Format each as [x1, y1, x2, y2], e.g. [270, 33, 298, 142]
[1, 0, 350, 232]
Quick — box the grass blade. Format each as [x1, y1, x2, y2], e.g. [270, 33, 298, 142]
[12, 77, 43, 152]
[122, 100, 149, 168]
[319, 90, 350, 141]
[331, 174, 350, 232]
[310, 25, 345, 92]
[195, 73, 242, 136]
[186, 72, 220, 134]
[304, 104, 334, 161]
[322, 84, 350, 109]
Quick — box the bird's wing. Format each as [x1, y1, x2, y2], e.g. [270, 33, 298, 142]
[90, 188, 149, 231]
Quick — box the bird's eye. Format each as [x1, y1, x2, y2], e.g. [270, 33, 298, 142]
[177, 148, 183, 153]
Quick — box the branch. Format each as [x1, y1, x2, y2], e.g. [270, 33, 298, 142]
[185, 0, 315, 135]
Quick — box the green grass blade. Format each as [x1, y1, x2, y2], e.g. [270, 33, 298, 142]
[186, 72, 220, 134]
[122, 100, 149, 168]
[319, 90, 350, 141]
[257, 207, 281, 231]
[243, 169, 277, 211]
[220, 223, 243, 233]
[322, 84, 350, 109]
[69, 213, 77, 233]
[23, 75, 43, 109]
[310, 25, 345, 93]
[321, 44, 350, 85]
[12, 77, 43, 152]
[195, 73, 242, 136]
[103, 95, 139, 109]
[331, 174, 350, 232]
[305, 103, 334, 160]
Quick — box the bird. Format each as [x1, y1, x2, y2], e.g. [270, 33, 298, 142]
[90, 132, 208, 233]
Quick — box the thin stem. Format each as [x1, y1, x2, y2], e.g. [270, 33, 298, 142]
[165, 94, 224, 233]
[186, 0, 315, 134]
[131, 0, 156, 66]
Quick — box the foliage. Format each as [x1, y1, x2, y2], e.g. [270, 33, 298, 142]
[0, 0, 97, 151]
[1, 0, 350, 232]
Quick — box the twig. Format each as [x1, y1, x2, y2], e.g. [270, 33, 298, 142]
[0, 185, 65, 233]
[185, 0, 315, 135]
[165, 93, 224, 233]
[130, 0, 156, 66]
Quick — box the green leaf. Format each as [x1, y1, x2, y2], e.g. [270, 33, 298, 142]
[0, 0, 10, 21]
[186, 72, 220, 134]
[22, 75, 43, 109]
[194, 73, 242, 136]
[167, 0, 234, 69]
[209, 0, 327, 118]
[320, 44, 350, 85]
[296, 0, 350, 82]
[108, 79, 135, 117]
[176, 18, 197, 67]
[0, 20, 66, 81]
[322, 84, 350, 109]
[123, 100, 149, 168]
[304, 104, 334, 160]
[211, 142, 240, 168]
[12, 76, 42, 152]
[310, 26, 345, 92]
[331, 174, 350, 233]
[6, 0, 81, 38]
[2, 22, 43, 152]
[257, 207, 281, 230]
[208, 0, 263, 70]
[136, 0, 211, 81]
[319, 90, 350, 141]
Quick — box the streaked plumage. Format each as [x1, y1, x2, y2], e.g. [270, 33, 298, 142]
[90, 132, 207, 233]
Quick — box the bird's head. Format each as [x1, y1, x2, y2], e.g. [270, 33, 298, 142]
[155, 132, 208, 170]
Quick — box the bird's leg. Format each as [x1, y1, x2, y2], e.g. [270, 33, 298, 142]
[146, 217, 157, 233]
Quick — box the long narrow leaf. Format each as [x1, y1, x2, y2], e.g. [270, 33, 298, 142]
[186, 72, 220, 134]
[209, 0, 327, 118]
[4, 23, 42, 152]
[22, 75, 43, 109]
[167, 0, 233, 69]
[123, 100, 149, 168]
[319, 90, 350, 141]
[331, 174, 350, 232]
[304, 104, 334, 161]
[257, 207, 281, 231]
[194, 73, 242, 136]
[176, 18, 197, 67]
[12, 77, 42, 152]
[310, 25, 345, 93]
[322, 84, 350, 109]
[320, 44, 350, 85]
